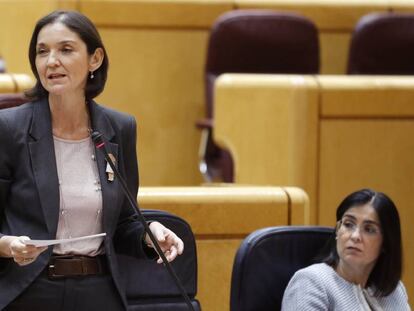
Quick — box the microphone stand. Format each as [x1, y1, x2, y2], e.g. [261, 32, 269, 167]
[92, 132, 196, 311]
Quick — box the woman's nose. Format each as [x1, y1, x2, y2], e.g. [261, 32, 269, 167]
[46, 51, 60, 67]
[350, 227, 362, 241]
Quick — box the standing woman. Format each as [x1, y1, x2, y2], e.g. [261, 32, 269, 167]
[282, 189, 411, 310]
[0, 10, 183, 310]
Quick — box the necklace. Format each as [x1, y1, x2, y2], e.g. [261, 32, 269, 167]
[53, 135, 103, 251]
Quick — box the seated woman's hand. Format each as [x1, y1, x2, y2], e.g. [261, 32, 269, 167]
[145, 222, 184, 264]
[8, 236, 48, 266]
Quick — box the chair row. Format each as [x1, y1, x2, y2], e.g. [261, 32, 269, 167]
[138, 186, 309, 311]
[124, 209, 332, 311]
[128, 208, 333, 311]
[198, 10, 414, 183]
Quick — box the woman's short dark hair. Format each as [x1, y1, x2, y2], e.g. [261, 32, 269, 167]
[322, 188, 402, 297]
[26, 10, 108, 100]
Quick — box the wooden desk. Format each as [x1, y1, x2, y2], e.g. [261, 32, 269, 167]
[0, 73, 34, 93]
[138, 186, 309, 311]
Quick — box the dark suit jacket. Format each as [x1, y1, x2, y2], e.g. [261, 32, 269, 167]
[0, 98, 147, 310]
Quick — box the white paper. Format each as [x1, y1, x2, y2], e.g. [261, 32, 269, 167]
[22, 233, 106, 247]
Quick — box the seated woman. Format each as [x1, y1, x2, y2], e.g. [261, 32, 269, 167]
[282, 189, 411, 310]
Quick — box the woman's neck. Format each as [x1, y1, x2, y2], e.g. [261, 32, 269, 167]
[49, 95, 91, 140]
[335, 260, 375, 288]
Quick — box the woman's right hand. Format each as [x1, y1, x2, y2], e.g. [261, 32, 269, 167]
[1, 236, 48, 266]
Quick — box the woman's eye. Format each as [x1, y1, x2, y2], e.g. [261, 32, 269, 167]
[364, 226, 377, 234]
[343, 221, 355, 228]
[62, 47, 72, 53]
[36, 49, 47, 55]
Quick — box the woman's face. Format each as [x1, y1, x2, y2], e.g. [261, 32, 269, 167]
[35, 22, 92, 97]
[336, 203, 383, 273]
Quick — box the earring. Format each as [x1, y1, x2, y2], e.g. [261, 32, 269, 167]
[90, 71, 94, 79]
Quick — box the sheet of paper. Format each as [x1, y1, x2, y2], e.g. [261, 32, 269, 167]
[22, 233, 106, 247]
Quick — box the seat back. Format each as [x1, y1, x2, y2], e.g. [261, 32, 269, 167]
[118, 210, 200, 311]
[205, 9, 319, 119]
[230, 226, 333, 311]
[199, 10, 319, 182]
[348, 13, 414, 74]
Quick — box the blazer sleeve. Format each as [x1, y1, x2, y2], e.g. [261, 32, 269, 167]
[0, 113, 13, 240]
[112, 115, 151, 258]
[281, 268, 330, 311]
[0, 113, 13, 272]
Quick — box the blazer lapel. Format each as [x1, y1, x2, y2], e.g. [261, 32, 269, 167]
[28, 99, 60, 235]
[88, 101, 119, 234]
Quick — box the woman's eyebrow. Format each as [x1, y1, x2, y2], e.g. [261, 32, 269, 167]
[36, 40, 77, 46]
[343, 214, 380, 225]
[362, 220, 381, 226]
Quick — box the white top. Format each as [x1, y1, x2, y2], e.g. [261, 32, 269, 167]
[53, 136, 104, 256]
[282, 263, 411, 311]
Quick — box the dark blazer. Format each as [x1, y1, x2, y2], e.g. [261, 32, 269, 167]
[0, 98, 147, 310]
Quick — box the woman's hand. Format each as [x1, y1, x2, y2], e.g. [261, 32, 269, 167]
[7, 236, 48, 266]
[145, 222, 184, 264]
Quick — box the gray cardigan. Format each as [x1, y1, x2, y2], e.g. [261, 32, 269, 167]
[282, 263, 411, 311]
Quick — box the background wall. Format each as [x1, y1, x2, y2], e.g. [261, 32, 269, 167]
[3, 0, 414, 186]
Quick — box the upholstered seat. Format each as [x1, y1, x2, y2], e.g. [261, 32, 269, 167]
[198, 10, 320, 182]
[120, 210, 200, 311]
[230, 226, 333, 311]
[348, 13, 414, 74]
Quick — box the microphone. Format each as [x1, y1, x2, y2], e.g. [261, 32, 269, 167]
[91, 131, 195, 311]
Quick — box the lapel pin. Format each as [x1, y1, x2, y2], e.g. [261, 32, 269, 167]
[106, 153, 116, 182]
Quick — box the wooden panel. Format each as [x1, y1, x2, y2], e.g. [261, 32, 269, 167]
[283, 186, 310, 225]
[0, 1, 62, 74]
[197, 239, 242, 311]
[138, 186, 291, 235]
[319, 32, 351, 74]
[319, 76, 414, 117]
[80, 0, 234, 28]
[0, 73, 34, 93]
[138, 185, 308, 311]
[11, 74, 35, 92]
[214, 74, 319, 222]
[319, 119, 414, 303]
[235, 0, 389, 30]
[0, 74, 15, 93]
[97, 28, 207, 186]
[389, 0, 414, 11]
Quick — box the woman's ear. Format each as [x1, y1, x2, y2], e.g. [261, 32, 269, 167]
[89, 47, 104, 72]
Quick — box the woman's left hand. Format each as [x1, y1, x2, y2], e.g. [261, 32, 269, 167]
[145, 222, 184, 264]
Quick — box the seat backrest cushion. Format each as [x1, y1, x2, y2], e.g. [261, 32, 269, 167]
[230, 226, 333, 311]
[117, 210, 200, 310]
[348, 13, 414, 74]
[205, 10, 319, 118]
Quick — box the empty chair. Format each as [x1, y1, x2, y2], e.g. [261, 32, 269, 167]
[230, 226, 333, 311]
[197, 10, 320, 182]
[120, 210, 200, 310]
[348, 13, 414, 74]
